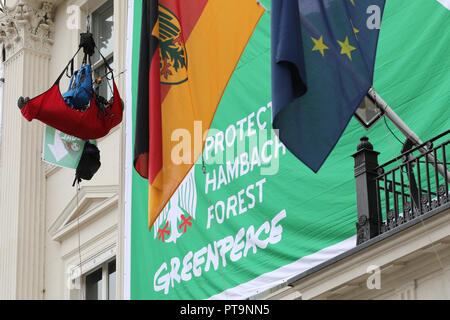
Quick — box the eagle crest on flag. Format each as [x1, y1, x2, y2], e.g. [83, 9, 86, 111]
[154, 4, 188, 85]
[154, 166, 197, 244]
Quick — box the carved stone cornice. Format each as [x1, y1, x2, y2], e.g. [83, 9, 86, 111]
[0, 0, 55, 61]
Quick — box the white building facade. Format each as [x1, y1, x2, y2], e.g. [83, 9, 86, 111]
[0, 0, 127, 300]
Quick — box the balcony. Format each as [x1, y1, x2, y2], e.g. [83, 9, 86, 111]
[354, 130, 450, 245]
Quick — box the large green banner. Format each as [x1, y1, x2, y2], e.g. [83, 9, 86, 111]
[129, 0, 450, 299]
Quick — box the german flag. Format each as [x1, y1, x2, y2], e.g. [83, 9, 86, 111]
[134, 0, 264, 229]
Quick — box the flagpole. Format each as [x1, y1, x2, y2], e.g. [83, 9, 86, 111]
[367, 87, 450, 183]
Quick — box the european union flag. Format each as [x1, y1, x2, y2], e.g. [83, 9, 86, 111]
[272, 0, 385, 172]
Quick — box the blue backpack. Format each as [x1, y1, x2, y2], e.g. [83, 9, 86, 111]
[62, 64, 93, 110]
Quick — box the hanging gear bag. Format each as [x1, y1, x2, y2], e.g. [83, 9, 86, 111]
[73, 141, 101, 186]
[62, 64, 93, 110]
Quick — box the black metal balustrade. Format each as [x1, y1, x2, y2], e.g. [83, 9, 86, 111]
[353, 130, 450, 245]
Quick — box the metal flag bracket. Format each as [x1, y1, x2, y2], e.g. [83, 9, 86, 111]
[364, 87, 450, 184]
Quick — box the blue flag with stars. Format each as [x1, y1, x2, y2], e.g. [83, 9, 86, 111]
[271, 0, 386, 172]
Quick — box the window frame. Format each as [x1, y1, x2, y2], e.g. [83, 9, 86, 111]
[90, 0, 114, 100]
[81, 258, 116, 300]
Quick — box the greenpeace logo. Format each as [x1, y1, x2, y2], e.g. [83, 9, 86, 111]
[153, 210, 287, 295]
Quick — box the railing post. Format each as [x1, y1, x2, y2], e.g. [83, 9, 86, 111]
[402, 139, 420, 213]
[352, 137, 381, 245]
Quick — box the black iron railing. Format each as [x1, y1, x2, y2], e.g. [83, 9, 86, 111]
[376, 130, 449, 234]
[353, 130, 450, 245]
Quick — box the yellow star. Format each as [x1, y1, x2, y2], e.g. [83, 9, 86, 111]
[311, 36, 329, 57]
[350, 0, 355, 6]
[337, 36, 357, 61]
[350, 19, 359, 41]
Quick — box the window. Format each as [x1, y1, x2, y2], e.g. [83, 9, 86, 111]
[91, 0, 114, 100]
[85, 268, 102, 300]
[84, 259, 116, 300]
[108, 260, 116, 299]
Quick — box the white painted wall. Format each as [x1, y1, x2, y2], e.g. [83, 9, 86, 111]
[0, 0, 127, 300]
[0, 61, 4, 168]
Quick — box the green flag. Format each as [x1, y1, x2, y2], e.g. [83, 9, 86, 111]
[43, 126, 85, 169]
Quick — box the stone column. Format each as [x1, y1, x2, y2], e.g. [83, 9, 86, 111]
[114, 0, 128, 300]
[0, 0, 54, 300]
